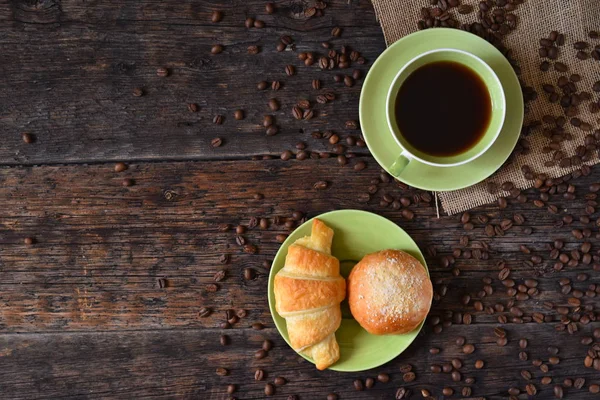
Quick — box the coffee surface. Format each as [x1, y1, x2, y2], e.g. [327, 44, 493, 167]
[394, 61, 492, 157]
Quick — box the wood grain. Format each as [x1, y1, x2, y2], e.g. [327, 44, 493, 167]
[0, 160, 599, 398]
[0, 327, 597, 400]
[1, 0, 380, 165]
[2, 0, 600, 398]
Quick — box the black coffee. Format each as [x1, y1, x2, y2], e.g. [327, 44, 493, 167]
[394, 61, 492, 157]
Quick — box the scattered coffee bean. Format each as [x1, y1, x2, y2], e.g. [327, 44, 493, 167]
[211, 44, 224, 54]
[122, 178, 135, 187]
[152, 64, 171, 79]
[274, 377, 286, 386]
[252, 322, 264, 330]
[353, 379, 364, 391]
[264, 383, 274, 396]
[211, 10, 223, 23]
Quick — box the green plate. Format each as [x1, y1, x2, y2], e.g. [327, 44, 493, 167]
[359, 28, 524, 191]
[268, 210, 428, 372]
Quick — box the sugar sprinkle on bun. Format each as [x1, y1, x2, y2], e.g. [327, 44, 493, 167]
[348, 249, 433, 335]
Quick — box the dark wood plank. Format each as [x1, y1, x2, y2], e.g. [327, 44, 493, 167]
[0, 326, 598, 400]
[1, 159, 599, 398]
[1, 0, 382, 164]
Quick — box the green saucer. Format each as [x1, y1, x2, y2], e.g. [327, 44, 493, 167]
[359, 28, 524, 191]
[268, 210, 428, 372]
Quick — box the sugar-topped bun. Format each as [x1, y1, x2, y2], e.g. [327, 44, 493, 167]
[348, 249, 433, 335]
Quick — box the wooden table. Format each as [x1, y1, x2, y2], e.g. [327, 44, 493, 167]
[2, 1, 599, 399]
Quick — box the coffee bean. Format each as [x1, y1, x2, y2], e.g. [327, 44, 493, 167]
[110, 162, 128, 174]
[254, 20, 265, 28]
[574, 377, 585, 389]
[395, 387, 410, 399]
[526, 383, 537, 396]
[19, 130, 38, 144]
[374, 372, 389, 383]
[132, 87, 144, 97]
[211, 10, 223, 23]
[253, 348, 268, 360]
[268, 99, 280, 111]
[186, 102, 200, 113]
[563, 378, 573, 387]
[285, 65, 295, 76]
[264, 383, 274, 396]
[243, 268, 255, 281]
[232, 110, 244, 120]
[292, 106, 303, 120]
[211, 44, 224, 54]
[122, 178, 135, 187]
[156, 66, 169, 77]
[401, 209, 414, 220]
[313, 180, 329, 190]
[457, 3, 473, 14]
[198, 307, 211, 317]
[331, 26, 342, 37]
[327, 394, 338, 400]
[216, 367, 228, 376]
[354, 161, 366, 171]
[274, 377, 286, 386]
[250, 321, 265, 331]
[157, 277, 168, 288]
[218, 334, 229, 346]
[244, 17, 255, 28]
[590, 384, 600, 394]
[353, 379, 364, 391]
[508, 387, 520, 396]
[344, 75, 355, 87]
[275, 234, 287, 243]
[265, 2, 275, 14]
[246, 44, 260, 54]
[225, 384, 237, 395]
[402, 372, 415, 382]
[396, 364, 412, 374]
[264, 125, 278, 137]
[451, 370, 462, 382]
[462, 344, 475, 354]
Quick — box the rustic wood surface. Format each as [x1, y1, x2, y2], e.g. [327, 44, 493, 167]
[1, 1, 600, 400]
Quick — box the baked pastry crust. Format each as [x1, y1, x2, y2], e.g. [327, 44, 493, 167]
[274, 219, 345, 370]
[348, 249, 433, 335]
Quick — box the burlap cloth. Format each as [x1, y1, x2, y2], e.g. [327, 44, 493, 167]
[371, 0, 600, 214]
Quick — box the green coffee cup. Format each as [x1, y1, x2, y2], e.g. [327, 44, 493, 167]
[386, 48, 506, 176]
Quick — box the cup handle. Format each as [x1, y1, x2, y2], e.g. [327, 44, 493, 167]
[389, 151, 411, 177]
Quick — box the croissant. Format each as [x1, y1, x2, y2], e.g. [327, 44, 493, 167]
[274, 219, 346, 370]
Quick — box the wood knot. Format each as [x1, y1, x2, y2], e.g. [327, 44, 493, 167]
[113, 62, 137, 74]
[188, 58, 214, 71]
[11, 0, 62, 25]
[163, 190, 178, 201]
